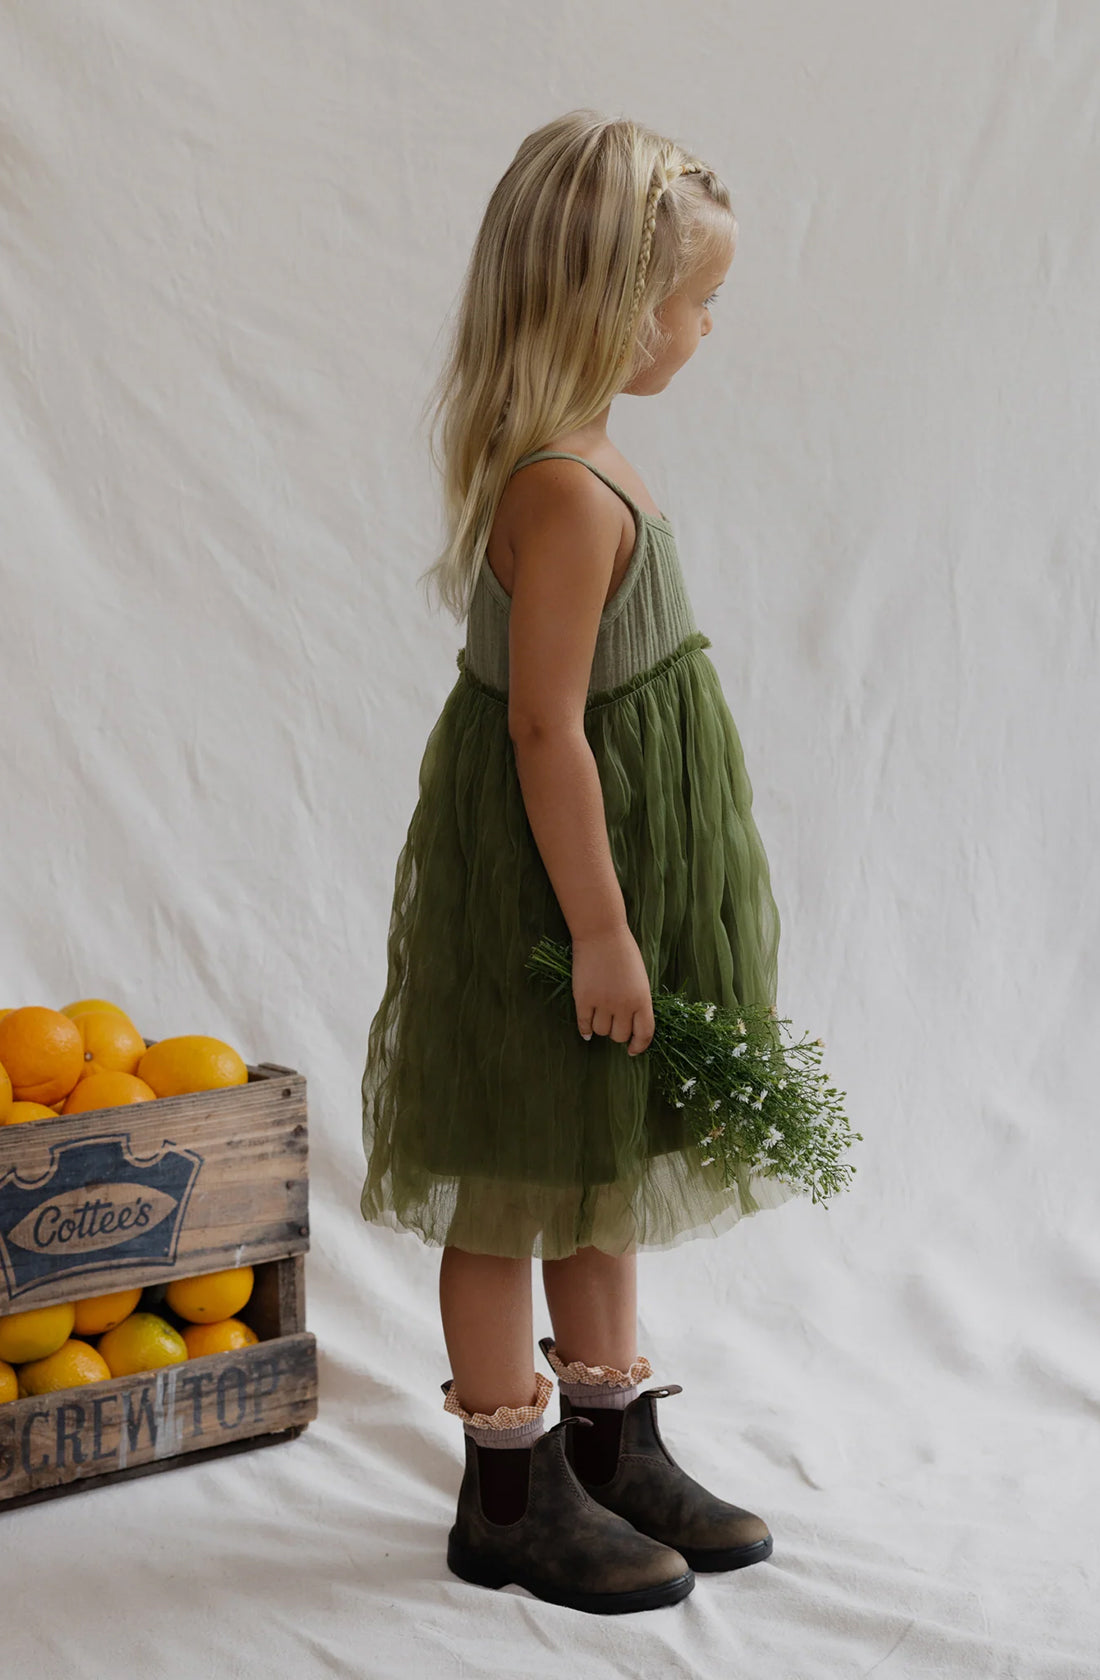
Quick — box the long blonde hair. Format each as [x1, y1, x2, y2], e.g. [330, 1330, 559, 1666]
[417, 110, 735, 622]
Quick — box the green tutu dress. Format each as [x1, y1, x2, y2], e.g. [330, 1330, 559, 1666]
[360, 450, 799, 1259]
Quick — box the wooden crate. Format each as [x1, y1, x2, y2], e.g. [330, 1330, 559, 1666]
[0, 1052, 318, 1510]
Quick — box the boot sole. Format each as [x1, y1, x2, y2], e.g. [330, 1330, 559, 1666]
[446, 1529, 695, 1614]
[679, 1533, 773, 1572]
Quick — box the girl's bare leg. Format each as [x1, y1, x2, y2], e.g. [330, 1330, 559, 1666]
[439, 1245, 538, 1412]
[541, 1245, 638, 1368]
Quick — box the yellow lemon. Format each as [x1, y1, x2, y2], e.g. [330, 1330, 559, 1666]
[72, 1287, 143, 1337]
[137, 1036, 248, 1097]
[0, 1007, 84, 1105]
[181, 1318, 259, 1358]
[97, 1311, 188, 1378]
[0, 1301, 76, 1365]
[0, 1060, 11, 1124]
[1, 1100, 60, 1125]
[60, 998, 131, 1022]
[17, 1338, 112, 1395]
[0, 1359, 18, 1403]
[166, 1266, 254, 1323]
[60, 1070, 157, 1114]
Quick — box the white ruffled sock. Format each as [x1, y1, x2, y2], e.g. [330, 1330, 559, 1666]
[542, 1341, 654, 1410]
[442, 1369, 554, 1447]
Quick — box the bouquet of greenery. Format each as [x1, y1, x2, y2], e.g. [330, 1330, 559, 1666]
[526, 935, 861, 1210]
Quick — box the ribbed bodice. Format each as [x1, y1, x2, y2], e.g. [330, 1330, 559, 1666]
[458, 451, 702, 700]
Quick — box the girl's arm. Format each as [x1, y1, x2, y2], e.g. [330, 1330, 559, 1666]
[506, 464, 655, 1054]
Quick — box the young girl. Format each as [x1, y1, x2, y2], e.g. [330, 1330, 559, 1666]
[360, 110, 799, 1616]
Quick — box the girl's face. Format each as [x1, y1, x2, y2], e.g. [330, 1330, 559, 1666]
[623, 232, 736, 396]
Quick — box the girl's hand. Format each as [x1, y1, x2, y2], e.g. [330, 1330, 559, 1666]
[571, 924, 655, 1056]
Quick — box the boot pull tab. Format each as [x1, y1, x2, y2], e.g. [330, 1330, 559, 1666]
[641, 1383, 683, 1400]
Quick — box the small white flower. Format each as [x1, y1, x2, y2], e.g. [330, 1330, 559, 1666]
[778, 1078, 787, 1089]
[700, 1155, 715, 1165]
[710, 1099, 721, 1111]
[732, 1042, 747, 1058]
[704, 1003, 716, 1022]
[736, 1018, 746, 1034]
[681, 1076, 697, 1093]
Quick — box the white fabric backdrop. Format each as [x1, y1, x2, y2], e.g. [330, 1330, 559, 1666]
[2, 2, 1097, 1674]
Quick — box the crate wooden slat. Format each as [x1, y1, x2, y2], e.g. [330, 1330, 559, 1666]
[0, 1059, 308, 1313]
[248, 1246, 308, 1339]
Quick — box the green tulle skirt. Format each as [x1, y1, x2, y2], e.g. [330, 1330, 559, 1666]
[360, 629, 799, 1260]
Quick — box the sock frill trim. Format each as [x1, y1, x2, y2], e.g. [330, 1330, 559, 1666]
[542, 1342, 653, 1389]
[442, 1368, 554, 1430]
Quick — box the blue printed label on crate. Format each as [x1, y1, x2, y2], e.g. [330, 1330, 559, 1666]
[0, 1134, 203, 1301]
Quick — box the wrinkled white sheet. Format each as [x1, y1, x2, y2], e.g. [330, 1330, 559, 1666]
[2, 1, 1097, 1675]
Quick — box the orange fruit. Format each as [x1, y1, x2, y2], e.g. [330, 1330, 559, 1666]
[97, 1312, 188, 1378]
[0, 1301, 76, 1364]
[60, 998, 130, 1022]
[17, 1338, 112, 1395]
[60, 1070, 157, 1115]
[70, 1010, 146, 1082]
[0, 1359, 18, 1404]
[72, 1287, 143, 1337]
[137, 1036, 248, 1097]
[166, 1266, 254, 1323]
[0, 1008, 84, 1105]
[1, 1100, 61, 1126]
[181, 1318, 259, 1358]
[0, 1060, 11, 1123]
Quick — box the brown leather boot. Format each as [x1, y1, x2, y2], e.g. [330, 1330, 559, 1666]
[441, 1381, 695, 1614]
[537, 1338, 774, 1574]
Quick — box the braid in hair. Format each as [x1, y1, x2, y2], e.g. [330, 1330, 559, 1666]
[617, 156, 709, 369]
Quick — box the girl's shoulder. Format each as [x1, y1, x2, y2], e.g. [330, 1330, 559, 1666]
[506, 445, 667, 524]
[485, 450, 643, 611]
